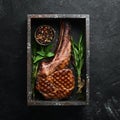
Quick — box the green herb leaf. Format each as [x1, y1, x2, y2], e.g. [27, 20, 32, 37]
[80, 58, 84, 70]
[45, 44, 53, 53]
[71, 37, 78, 49]
[33, 56, 44, 63]
[36, 51, 45, 56]
[46, 52, 54, 57]
[78, 33, 83, 51]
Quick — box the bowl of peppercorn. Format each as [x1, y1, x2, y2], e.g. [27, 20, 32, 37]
[34, 25, 56, 46]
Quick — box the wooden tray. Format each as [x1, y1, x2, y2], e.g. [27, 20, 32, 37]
[27, 14, 90, 106]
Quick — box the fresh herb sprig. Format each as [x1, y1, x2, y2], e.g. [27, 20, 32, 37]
[33, 45, 54, 64]
[31, 44, 54, 98]
[71, 33, 85, 93]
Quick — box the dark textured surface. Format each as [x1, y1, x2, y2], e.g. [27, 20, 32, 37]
[0, 0, 120, 120]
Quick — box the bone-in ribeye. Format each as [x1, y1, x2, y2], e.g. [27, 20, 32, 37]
[36, 22, 75, 99]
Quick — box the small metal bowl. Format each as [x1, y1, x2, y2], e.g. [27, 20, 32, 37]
[34, 25, 56, 46]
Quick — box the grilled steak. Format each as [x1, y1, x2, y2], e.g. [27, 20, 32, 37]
[36, 22, 75, 99]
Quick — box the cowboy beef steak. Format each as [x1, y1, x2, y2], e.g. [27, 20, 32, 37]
[36, 22, 75, 99]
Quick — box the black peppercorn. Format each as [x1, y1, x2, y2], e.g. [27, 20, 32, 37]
[35, 25, 55, 45]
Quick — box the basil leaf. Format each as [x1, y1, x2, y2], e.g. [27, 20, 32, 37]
[33, 56, 44, 63]
[36, 51, 45, 56]
[45, 44, 53, 53]
[46, 52, 54, 57]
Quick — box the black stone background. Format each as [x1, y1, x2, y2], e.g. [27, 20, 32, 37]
[0, 0, 120, 120]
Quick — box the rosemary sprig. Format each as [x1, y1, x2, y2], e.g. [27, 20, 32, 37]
[71, 33, 85, 93]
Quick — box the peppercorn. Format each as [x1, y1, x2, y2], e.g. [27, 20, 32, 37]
[35, 25, 55, 45]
